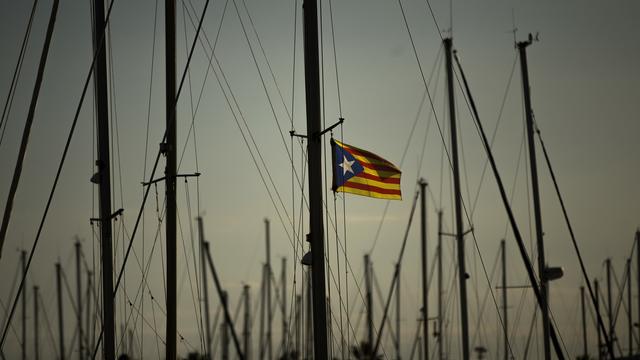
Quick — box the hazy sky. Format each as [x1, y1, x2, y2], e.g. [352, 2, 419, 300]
[0, 0, 639, 358]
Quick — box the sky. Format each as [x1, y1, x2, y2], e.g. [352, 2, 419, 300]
[0, 0, 639, 358]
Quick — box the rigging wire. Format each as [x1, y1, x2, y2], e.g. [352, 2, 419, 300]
[0, 0, 39, 148]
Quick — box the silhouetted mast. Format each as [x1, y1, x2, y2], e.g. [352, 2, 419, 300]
[396, 262, 401, 360]
[302, 0, 330, 355]
[444, 37, 470, 360]
[265, 219, 272, 360]
[21, 251, 26, 360]
[365, 254, 374, 355]
[419, 180, 429, 360]
[281, 257, 288, 356]
[56, 263, 65, 360]
[198, 218, 212, 359]
[33, 286, 39, 360]
[91, 0, 115, 357]
[596, 279, 602, 360]
[437, 210, 443, 360]
[581, 286, 587, 358]
[501, 240, 508, 360]
[517, 37, 551, 360]
[164, 0, 177, 357]
[75, 240, 83, 360]
[243, 285, 251, 360]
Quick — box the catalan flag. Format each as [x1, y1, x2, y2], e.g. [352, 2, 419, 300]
[331, 139, 402, 200]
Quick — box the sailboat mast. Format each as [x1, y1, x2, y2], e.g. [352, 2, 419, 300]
[419, 180, 429, 360]
[365, 254, 373, 354]
[222, 291, 229, 360]
[581, 286, 587, 358]
[281, 257, 287, 356]
[33, 286, 39, 360]
[164, 0, 177, 357]
[501, 240, 508, 360]
[628, 258, 633, 357]
[443, 37, 470, 360]
[243, 285, 251, 360]
[198, 218, 212, 359]
[606, 258, 614, 351]
[265, 219, 272, 360]
[21, 251, 26, 360]
[56, 262, 65, 360]
[91, 0, 115, 357]
[517, 39, 551, 360]
[437, 210, 443, 360]
[75, 241, 83, 360]
[596, 279, 602, 360]
[302, 0, 329, 356]
[396, 262, 401, 360]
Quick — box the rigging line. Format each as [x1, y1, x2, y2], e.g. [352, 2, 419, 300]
[332, 192, 346, 359]
[239, 0, 293, 122]
[470, 55, 518, 216]
[179, 3, 205, 337]
[0, 252, 21, 338]
[372, 189, 420, 356]
[371, 267, 398, 344]
[468, 246, 500, 347]
[0, 0, 109, 350]
[535, 117, 619, 356]
[368, 45, 444, 254]
[0, 0, 58, 260]
[38, 288, 59, 357]
[182, 2, 297, 238]
[184, 180, 205, 350]
[327, 0, 342, 116]
[229, 0, 294, 161]
[178, 0, 229, 171]
[0, 0, 39, 147]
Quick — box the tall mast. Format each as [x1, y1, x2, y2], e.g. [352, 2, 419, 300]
[56, 262, 65, 360]
[33, 286, 39, 360]
[281, 257, 287, 356]
[517, 38, 551, 360]
[265, 219, 272, 360]
[302, 0, 329, 356]
[596, 279, 602, 360]
[75, 240, 83, 360]
[259, 265, 265, 360]
[581, 286, 587, 358]
[21, 251, 26, 360]
[437, 210, 444, 360]
[198, 218, 212, 359]
[606, 258, 614, 352]
[396, 262, 401, 360]
[91, 0, 115, 357]
[164, 0, 177, 357]
[365, 254, 373, 354]
[443, 37, 470, 360]
[501, 240, 508, 360]
[419, 180, 429, 360]
[86, 271, 93, 357]
[637, 230, 640, 355]
[295, 294, 301, 357]
[628, 258, 633, 357]
[222, 291, 229, 360]
[243, 285, 251, 360]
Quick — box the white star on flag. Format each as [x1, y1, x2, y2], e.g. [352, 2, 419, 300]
[339, 156, 355, 175]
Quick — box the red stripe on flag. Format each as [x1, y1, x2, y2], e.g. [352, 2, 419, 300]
[355, 172, 401, 184]
[342, 181, 401, 195]
[344, 145, 393, 165]
[359, 161, 401, 174]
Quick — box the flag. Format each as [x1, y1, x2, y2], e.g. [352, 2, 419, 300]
[331, 139, 402, 200]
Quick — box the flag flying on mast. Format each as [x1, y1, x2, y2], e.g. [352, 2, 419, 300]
[331, 139, 402, 200]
